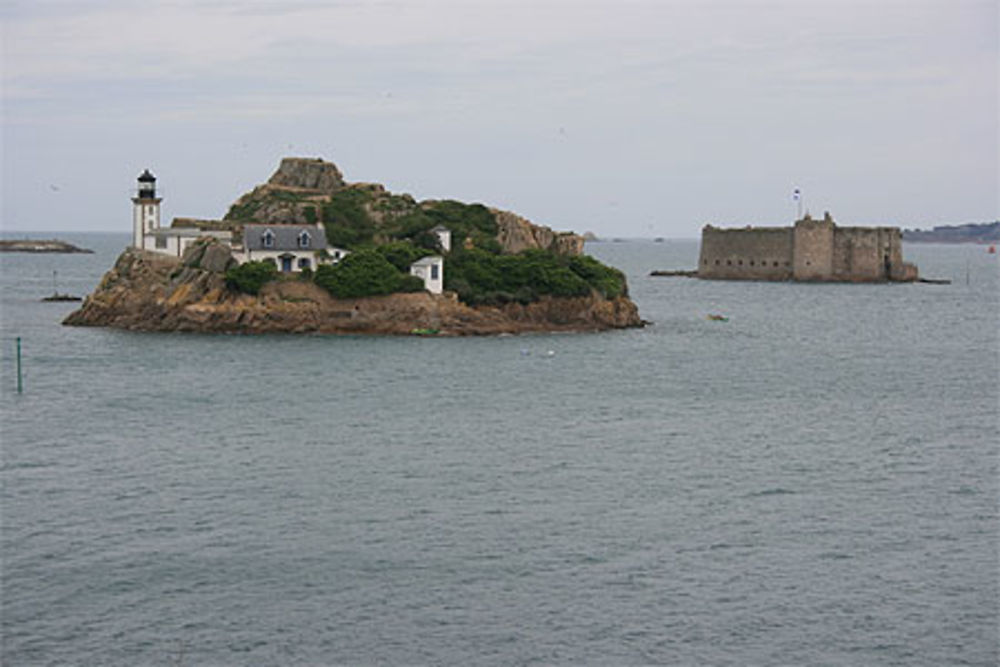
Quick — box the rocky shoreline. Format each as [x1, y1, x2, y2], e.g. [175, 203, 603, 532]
[63, 247, 643, 336]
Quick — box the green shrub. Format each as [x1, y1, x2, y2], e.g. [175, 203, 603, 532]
[321, 189, 375, 248]
[225, 260, 278, 295]
[314, 249, 419, 298]
[376, 240, 432, 272]
[398, 274, 427, 293]
[387, 211, 435, 239]
[567, 255, 626, 298]
[224, 199, 262, 221]
[445, 248, 624, 305]
[303, 206, 317, 224]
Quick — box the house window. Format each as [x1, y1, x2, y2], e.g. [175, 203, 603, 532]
[298, 257, 311, 270]
[298, 231, 311, 249]
[262, 230, 275, 248]
[155, 236, 167, 249]
[431, 264, 439, 280]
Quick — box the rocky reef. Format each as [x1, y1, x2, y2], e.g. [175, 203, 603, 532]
[1, 239, 92, 253]
[64, 243, 642, 335]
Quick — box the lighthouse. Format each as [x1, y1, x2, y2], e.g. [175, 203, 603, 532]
[132, 169, 161, 249]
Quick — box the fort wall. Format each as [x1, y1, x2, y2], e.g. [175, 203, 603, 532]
[698, 226, 793, 280]
[696, 213, 918, 282]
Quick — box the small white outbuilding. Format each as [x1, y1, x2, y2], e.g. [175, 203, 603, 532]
[430, 225, 452, 253]
[409, 255, 444, 294]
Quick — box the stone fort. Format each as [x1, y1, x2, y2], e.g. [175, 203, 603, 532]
[698, 212, 918, 282]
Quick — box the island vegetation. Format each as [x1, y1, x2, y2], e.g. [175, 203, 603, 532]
[217, 160, 627, 307]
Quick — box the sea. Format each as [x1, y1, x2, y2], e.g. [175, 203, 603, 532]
[1, 232, 997, 666]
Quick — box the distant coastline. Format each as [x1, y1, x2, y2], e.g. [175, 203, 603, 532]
[0, 239, 93, 254]
[903, 222, 999, 244]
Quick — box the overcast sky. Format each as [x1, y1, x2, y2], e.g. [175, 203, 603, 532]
[1, 0, 996, 237]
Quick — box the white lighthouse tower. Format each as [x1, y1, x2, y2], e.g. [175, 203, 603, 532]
[132, 169, 161, 249]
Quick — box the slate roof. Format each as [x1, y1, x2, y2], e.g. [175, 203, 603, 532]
[242, 224, 328, 252]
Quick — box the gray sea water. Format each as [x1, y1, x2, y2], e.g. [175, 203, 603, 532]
[1, 232, 997, 666]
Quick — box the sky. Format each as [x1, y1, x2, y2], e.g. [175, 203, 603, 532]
[1, 0, 996, 238]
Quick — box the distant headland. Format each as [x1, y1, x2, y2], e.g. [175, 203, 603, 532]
[64, 158, 643, 335]
[0, 239, 92, 254]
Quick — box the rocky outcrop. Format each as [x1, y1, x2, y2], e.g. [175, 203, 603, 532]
[223, 184, 321, 224]
[493, 209, 585, 256]
[64, 246, 642, 335]
[267, 157, 345, 193]
[222, 158, 346, 224]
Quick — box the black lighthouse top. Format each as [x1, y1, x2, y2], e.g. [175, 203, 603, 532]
[137, 169, 156, 199]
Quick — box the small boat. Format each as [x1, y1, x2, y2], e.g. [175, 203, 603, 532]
[42, 293, 82, 302]
[40, 270, 82, 302]
[706, 314, 729, 322]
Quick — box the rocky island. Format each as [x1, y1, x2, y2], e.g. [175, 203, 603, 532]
[64, 158, 642, 335]
[0, 239, 92, 253]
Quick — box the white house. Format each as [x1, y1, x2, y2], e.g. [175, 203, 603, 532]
[409, 255, 444, 294]
[233, 223, 348, 273]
